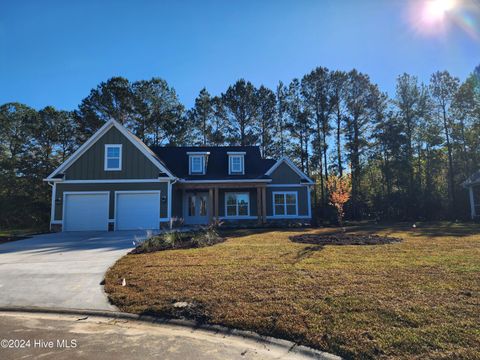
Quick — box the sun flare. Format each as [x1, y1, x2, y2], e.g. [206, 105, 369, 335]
[423, 0, 456, 23]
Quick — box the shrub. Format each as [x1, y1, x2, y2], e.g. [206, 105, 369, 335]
[190, 227, 220, 247]
[130, 227, 224, 254]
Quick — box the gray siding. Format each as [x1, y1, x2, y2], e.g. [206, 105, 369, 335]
[270, 162, 303, 184]
[65, 127, 159, 180]
[55, 182, 169, 221]
[266, 186, 309, 217]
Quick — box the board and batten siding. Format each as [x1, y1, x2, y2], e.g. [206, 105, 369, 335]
[65, 127, 160, 180]
[54, 182, 169, 221]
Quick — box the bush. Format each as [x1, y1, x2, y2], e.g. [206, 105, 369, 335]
[131, 227, 224, 254]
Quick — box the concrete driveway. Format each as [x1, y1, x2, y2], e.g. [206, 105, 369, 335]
[0, 312, 338, 360]
[0, 231, 153, 310]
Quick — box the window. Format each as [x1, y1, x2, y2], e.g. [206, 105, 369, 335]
[225, 193, 250, 217]
[273, 192, 298, 216]
[228, 154, 244, 174]
[104, 144, 122, 171]
[189, 155, 205, 174]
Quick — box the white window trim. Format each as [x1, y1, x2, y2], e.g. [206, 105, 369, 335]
[224, 192, 250, 218]
[189, 155, 205, 175]
[272, 191, 298, 217]
[228, 155, 244, 175]
[104, 144, 122, 171]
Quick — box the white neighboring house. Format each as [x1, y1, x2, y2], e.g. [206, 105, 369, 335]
[463, 170, 480, 219]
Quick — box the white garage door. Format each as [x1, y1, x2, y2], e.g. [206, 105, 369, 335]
[64, 192, 109, 231]
[116, 192, 160, 230]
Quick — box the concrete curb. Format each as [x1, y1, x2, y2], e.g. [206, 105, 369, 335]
[0, 306, 341, 360]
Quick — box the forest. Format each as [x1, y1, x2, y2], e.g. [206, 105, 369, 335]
[1, 65, 479, 229]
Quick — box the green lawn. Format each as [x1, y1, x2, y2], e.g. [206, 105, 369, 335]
[105, 223, 480, 359]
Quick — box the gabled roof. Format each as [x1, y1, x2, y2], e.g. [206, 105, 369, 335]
[265, 156, 314, 184]
[44, 119, 176, 181]
[150, 146, 275, 181]
[463, 170, 480, 188]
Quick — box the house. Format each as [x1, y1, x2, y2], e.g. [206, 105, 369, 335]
[463, 171, 480, 220]
[44, 119, 314, 231]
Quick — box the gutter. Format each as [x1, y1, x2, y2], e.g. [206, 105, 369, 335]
[178, 179, 272, 184]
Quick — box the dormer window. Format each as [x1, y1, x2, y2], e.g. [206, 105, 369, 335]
[104, 144, 122, 171]
[228, 152, 245, 175]
[188, 152, 209, 175]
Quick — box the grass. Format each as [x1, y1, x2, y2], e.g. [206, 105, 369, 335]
[105, 222, 480, 359]
[0, 228, 45, 244]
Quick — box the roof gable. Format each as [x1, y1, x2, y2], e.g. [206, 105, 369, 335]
[265, 157, 314, 184]
[45, 120, 175, 181]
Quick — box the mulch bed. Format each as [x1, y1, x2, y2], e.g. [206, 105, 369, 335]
[290, 233, 402, 246]
[129, 231, 225, 254]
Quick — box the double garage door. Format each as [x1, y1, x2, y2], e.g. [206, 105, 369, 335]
[63, 191, 160, 231]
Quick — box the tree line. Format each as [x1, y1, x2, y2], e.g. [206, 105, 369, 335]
[1, 66, 479, 228]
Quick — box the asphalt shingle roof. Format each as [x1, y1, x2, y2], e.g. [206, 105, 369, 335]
[150, 146, 276, 180]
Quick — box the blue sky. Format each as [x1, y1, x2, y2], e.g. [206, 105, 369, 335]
[1, 0, 479, 110]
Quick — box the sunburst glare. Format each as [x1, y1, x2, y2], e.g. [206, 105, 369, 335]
[407, 0, 480, 39]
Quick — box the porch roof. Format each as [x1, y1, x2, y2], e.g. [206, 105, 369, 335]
[177, 179, 270, 189]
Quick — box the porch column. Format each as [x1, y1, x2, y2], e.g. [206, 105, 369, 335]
[209, 188, 214, 224]
[214, 187, 219, 220]
[469, 186, 476, 219]
[256, 187, 262, 223]
[182, 188, 186, 219]
[261, 186, 267, 223]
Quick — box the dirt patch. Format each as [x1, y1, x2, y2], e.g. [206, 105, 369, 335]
[290, 233, 402, 246]
[140, 301, 210, 323]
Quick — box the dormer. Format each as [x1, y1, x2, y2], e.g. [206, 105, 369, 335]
[187, 152, 210, 175]
[228, 152, 245, 175]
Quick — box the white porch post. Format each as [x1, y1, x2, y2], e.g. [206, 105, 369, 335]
[469, 186, 476, 219]
[307, 185, 312, 219]
[167, 180, 172, 228]
[50, 182, 56, 230]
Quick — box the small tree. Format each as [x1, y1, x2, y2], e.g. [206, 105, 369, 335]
[326, 174, 351, 226]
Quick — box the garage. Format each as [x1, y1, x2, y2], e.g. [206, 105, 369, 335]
[63, 192, 109, 231]
[115, 191, 160, 230]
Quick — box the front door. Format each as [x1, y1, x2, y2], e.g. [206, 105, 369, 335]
[184, 192, 209, 225]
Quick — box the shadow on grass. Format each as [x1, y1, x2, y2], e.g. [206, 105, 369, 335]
[295, 245, 324, 261]
[342, 222, 480, 238]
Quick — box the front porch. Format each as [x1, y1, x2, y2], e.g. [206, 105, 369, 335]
[172, 182, 268, 225]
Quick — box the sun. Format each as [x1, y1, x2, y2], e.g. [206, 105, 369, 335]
[423, 0, 456, 23]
